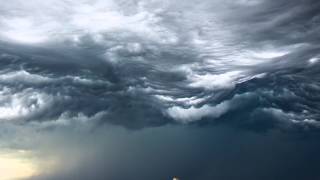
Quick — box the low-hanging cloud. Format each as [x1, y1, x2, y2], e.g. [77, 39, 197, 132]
[0, 1, 320, 180]
[0, 0, 319, 131]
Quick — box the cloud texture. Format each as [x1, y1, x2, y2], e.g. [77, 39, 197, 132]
[0, 0, 320, 179]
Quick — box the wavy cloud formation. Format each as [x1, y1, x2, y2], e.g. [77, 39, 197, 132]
[0, 0, 319, 131]
[0, 0, 320, 180]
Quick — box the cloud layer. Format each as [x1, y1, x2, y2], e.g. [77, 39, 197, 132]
[0, 0, 319, 131]
[0, 0, 320, 179]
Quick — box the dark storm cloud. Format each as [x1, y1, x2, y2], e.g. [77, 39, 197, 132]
[0, 0, 319, 131]
[235, 0, 320, 44]
[0, 40, 181, 128]
[0, 1, 320, 180]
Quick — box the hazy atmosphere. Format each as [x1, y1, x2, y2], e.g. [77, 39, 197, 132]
[0, 0, 320, 179]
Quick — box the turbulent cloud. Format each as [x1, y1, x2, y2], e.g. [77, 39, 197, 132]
[0, 0, 320, 179]
[0, 0, 318, 130]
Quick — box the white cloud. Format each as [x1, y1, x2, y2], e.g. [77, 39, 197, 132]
[252, 50, 289, 59]
[155, 95, 207, 106]
[0, 70, 109, 86]
[0, 0, 177, 44]
[166, 101, 230, 123]
[0, 70, 53, 84]
[0, 89, 57, 121]
[309, 57, 319, 64]
[188, 71, 244, 90]
[1, 17, 51, 43]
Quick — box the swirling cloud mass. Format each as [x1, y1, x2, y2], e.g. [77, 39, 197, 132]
[0, 0, 319, 179]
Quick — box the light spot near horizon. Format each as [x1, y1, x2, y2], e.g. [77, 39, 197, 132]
[0, 151, 37, 180]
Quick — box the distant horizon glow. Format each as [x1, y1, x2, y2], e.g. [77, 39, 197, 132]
[0, 151, 37, 180]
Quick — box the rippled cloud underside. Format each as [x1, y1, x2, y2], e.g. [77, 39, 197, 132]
[0, 0, 320, 180]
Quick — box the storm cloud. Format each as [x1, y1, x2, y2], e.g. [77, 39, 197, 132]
[0, 0, 320, 179]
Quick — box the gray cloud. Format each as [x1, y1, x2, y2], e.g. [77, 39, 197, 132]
[0, 0, 320, 179]
[0, 0, 319, 130]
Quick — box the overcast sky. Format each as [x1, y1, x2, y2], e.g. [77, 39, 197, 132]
[0, 0, 320, 179]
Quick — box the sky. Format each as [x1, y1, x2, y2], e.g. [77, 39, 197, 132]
[0, 0, 320, 179]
